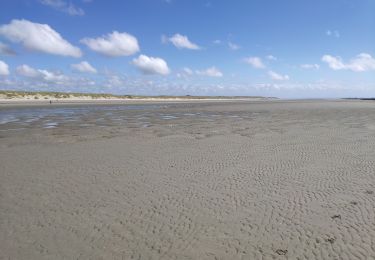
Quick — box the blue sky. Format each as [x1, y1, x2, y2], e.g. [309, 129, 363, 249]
[0, 0, 374, 98]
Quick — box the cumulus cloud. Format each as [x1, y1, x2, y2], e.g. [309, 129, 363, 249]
[16, 64, 40, 77]
[228, 42, 240, 50]
[196, 66, 223, 77]
[244, 57, 265, 69]
[38, 69, 68, 81]
[71, 61, 97, 73]
[132, 54, 170, 75]
[268, 70, 289, 81]
[81, 31, 139, 57]
[176, 67, 194, 78]
[16, 64, 68, 81]
[322, 53, 375, 72]
[322, 55, 346, 70]
[0, 60, 10, 76]
[183, 67, 193, 75]
[177, 66, 223, 78]
[0, 19, 82, 57]
[105, 75, 125, 88]
[164, 33, 200, 50]
[39, 0, 85, 16]
[266, 55, 277, 61]
[0, 41, 16, 55]
[301, 64, 320, 69]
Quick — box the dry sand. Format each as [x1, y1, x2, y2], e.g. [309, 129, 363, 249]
[0, 95, 268, 105]
[1, 99, 375, 259]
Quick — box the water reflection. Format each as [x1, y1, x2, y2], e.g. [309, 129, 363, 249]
[0, 104, 249, 132]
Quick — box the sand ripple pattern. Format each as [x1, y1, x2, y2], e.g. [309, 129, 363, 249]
[1, 100, 375, 259]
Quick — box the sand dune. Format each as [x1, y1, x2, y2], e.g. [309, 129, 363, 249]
[1, 100, 375, 259]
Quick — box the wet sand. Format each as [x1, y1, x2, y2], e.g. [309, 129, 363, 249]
[1, 99, 375, 259]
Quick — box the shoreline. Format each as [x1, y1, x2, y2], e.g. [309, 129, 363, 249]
[0, 97, 366, 109]
[0, 97, 276, 108]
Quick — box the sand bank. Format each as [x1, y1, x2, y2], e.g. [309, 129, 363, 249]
[1, 100, 375, 259]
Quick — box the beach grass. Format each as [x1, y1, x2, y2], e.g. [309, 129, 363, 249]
[0, 90, 267, 100]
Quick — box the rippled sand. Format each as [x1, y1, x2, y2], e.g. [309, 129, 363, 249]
[1, 100, 375, 259]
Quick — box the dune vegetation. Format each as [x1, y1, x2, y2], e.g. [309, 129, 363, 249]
[0, 90, 267, 101]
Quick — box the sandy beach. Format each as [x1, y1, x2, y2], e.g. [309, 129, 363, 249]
[1, 99, 375, 259]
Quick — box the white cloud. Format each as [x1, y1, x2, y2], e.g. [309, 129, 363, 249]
[81, 31, 139, 57]
[71, 61, 97, 73]
[348, 53, 375, 71]
[266, 55, 277, 61]
[0, 60, 10, 76]
[301, 64, 320, 69]
[166, 33, 200, 50]
[322, 55, 345, 70]
[0, 19, 82, 57]
[132, 54, 170, 75]
[177, 66, 223, 78]
[213, 39, 221, 44]
[322, 53, 375, 72]
[244, 57, 265, 69]
[183, 67, 193, 75]
[268, 70, 289, 81]
[105, 75, 124, 87]
[326, 30, 340, 38]
[0, 41, 16, 55]
[196, 66, 223, 77]
[38, 69, 68, 81]
[177, 67, 194, 78]
[228, 42, 240, 50]
[39, 0, 84, 16]
[16, 64, 68, 81]
[16, 64, 40, 77]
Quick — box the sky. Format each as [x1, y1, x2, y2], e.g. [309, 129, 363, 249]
[0, 0, 374, 98]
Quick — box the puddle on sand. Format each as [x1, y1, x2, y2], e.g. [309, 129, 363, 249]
[43, 122, 58, 129]
[161, 115, 179, 120]
[0, 115, 20, 125]
[0, 104, 247, 132]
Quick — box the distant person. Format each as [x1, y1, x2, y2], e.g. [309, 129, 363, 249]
[49, 100, 52, 104]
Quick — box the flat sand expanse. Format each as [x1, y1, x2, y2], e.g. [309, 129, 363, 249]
[0, 97, 268, 107]
[1, 100, 375, 259]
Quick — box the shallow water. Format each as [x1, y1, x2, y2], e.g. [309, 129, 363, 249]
[0, 104, 248, 132]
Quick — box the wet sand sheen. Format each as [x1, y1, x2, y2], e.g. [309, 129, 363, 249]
[1, 100, 375, 259]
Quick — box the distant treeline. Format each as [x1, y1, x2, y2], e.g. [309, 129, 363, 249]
[343, 98, 375, 101]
